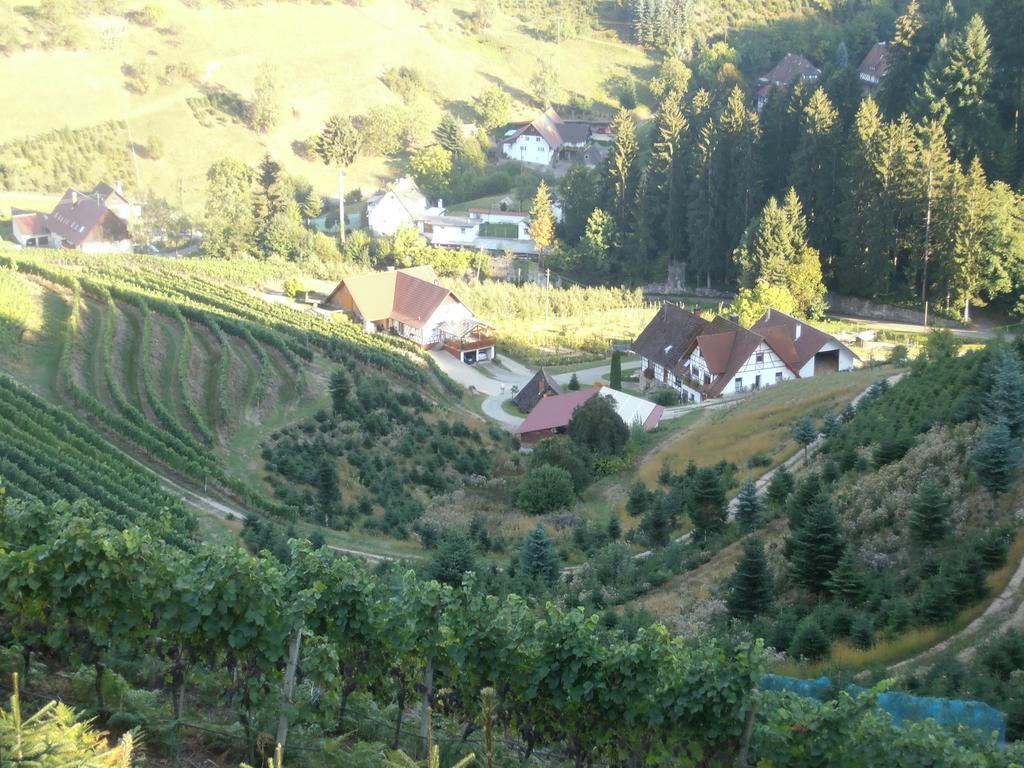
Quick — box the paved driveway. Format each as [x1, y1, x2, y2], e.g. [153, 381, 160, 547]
[430, 352, 642, 430]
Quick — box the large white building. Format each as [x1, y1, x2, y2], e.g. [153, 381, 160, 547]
[632, 305, 856, 401]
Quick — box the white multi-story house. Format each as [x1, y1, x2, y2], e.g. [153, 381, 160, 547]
[499, 108, 593, 166]
[632, 304, 856, 401]
[365, 178, 443, 236]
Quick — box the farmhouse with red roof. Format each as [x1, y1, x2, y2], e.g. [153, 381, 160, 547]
[631, 305, 856, 402]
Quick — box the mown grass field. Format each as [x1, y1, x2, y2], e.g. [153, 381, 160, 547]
[634, 366, 894, 487]
[0, 0, 652, 208]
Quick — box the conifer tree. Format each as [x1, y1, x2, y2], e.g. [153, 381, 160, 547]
[878, 0, 928, 116]
[644, 92, 688, 273]
[433, 113, 464, 157]
[791, 415, 818, 458]
[518, 524, 560, 587]
[985, 350, 1024, 437]
[727, 538, 773, 620]
[972, 420, 1022, 496]
[759, 83, 808, 200]
[788, 495, 845, 593]
[314, 114, 360, 243]
[909, 477, 950, 544]
[826, 547, 865, 601]
[715, 87, 761, 285]
[529, 180, 556, 260]
[579, 209, 617, 277]
[787, 473, 822, 531]
[317, 454, 341, 525]
[949, 157, 1010, 322]
[605, 109, 641, 252]
[767, 466, 794, 509]
[790, 88, 841, 258]
[329, 369, 351, 417]
[914, 120, 954, 304]
[735, 478, 764, 532]
[913, 15, 993, 160]
[641, 503, 672, 547]
[689, 467, 726, 540]
[567, 372, 580, 391]
[610, 351, 623, 390]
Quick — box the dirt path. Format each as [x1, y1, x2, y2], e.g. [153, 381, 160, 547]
[153, 469, 403, 563]
[889, 528, 1024, 673]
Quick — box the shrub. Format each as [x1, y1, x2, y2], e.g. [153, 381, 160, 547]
[513, 464, 575, 514]
[789, 618, 829, 662]
[529, 437, 592, 492]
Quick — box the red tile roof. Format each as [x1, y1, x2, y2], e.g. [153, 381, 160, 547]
[695, 316, 767, 397]
[514, 389, 596, 435]
[858, 42, 891, 81]
[12, 212, 45, 237]
[761, 53, 821, 85]
[751, 309, 857, 369]
[631, 303, 709, 374]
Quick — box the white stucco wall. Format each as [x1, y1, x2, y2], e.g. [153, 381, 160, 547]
[368, 194, 415, 236]
[502, 134, 554, 165]
[716, 341, 795, 396]
[425, 222, 480, 247]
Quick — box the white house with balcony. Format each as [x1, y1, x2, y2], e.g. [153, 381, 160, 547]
[632, 304, 856, 401]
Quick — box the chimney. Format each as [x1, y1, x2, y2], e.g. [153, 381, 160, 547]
[766, 308, 772, 320]
[71, 191, 78, 206]
[115, 180, 124, 195]
[437, 198, 444, 211]
[795, 323, 802, 340]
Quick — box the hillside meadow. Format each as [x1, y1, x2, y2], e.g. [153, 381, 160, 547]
[0, 0, 652, 208]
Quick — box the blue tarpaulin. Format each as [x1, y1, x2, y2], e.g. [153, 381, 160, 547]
[760, 674, 1007, 745]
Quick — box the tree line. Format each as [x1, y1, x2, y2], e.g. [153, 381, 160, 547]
[551, 0, 1024, 320]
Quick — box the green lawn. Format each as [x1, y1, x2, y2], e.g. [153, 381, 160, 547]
[0, 0, 652, 209]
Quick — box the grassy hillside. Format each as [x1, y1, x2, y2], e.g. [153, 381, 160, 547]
[0, 0, 652, 208]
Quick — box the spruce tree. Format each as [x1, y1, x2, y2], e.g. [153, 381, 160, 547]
[985, 350, 1024, 437]
[791, 415, 818, 458]
[767, 466, 794, 509]
[788, 494, 845, 593]
[641, 503, 672, 547]
[825, 547, 865, 601]
[567, 372, 580, 391]
[789, 88, 842, 256]
[787, 473, 822, 530]
[689, 467, 726, 540]
[972, 420, 1022, 496]
[317, 454, 341, 526]
[605, 109, 640, 257]
[727, 538, 774, 620]
[518, 524, 560, 587]
[909, 477, 950, 544]
[329, 369, 352, 417]
[878, 0, 928, 117]
[314, 114, 360, 243]
[644, 92, 688, 273]
[433, 113, 464, 157]
[789, 617, 830, 661]
[734, 478, 764, 531]
[626, 481, 651, 517]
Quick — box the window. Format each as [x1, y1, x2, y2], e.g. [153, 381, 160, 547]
[755, 375, 761, 388]
[776, 372, 783, 382]
[756, 353, 764, 364]
[734, 377, 743, 389]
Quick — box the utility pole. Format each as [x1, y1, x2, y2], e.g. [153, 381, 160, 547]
[556, 16, 562, 83]
[545, 267, 551, 325]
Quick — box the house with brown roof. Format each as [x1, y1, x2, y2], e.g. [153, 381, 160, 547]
[755, 53, 822, 112]
[512, 368, 562, 413]
[631, 304, 854, 401]
[499, 108, 595, 166]
[11, 182, 138, 252]
[513, 386, 664, 445]
[751, 309, 856, 377]
[858, 42, 891, 89]
[323, 266, 496, 363]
